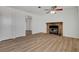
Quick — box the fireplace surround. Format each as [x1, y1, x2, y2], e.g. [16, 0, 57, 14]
[46, 22, 63, 36]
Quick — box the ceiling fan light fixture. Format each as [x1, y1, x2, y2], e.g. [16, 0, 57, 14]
[50, 11, 56, 14]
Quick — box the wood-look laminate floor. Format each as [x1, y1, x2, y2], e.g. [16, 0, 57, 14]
[0, 33, 79, 52]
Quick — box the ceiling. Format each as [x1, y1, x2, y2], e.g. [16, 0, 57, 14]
[9, 6, 75, 15]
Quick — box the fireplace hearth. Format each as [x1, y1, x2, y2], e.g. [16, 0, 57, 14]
[46, 22, 63, 36]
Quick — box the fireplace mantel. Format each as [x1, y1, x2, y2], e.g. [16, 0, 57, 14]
[46, 22, 63, 36]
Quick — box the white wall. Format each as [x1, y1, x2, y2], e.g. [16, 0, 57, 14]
[0, 6, 79, 41]
[0, 6, 41, 41]
[32, 15, 43, 34]
[0, 7, 13, 41]
[77, 7, 79, 37]
[33, 6, 79, 38]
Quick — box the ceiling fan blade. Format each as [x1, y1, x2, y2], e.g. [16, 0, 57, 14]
[46, 11, 50, 14]
[44, 9, 49, 11]
[51, 6, 57, 9]
[55, 9, 63, 11]
[45, 9, 51, 14]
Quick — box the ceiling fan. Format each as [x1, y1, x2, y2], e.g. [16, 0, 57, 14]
[44, 6, 63, 14]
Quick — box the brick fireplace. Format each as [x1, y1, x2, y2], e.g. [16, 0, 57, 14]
[46, 22, 63, 36]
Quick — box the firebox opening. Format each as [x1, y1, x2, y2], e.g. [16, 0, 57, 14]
[49, 25, 58, 35]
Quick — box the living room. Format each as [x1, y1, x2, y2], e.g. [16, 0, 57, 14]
[0, 6, 79, 52]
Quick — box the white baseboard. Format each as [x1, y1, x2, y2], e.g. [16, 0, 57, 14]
[63, 35, 79, 39]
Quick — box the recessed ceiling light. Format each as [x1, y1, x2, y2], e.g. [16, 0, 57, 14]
[38, 6, 41, 8]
